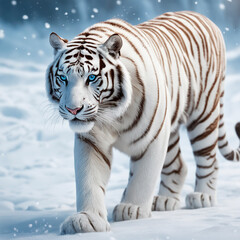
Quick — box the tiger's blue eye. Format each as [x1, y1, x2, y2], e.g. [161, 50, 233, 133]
[88, 74, 96, 81]
[60, 75, 67, 81]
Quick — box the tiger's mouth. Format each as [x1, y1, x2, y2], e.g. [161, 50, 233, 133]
[69, 117, 95, 133]
[71, 117, 96, 123]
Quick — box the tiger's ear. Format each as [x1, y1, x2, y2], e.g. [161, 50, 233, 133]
[49, 32, 68, 55]
[99, 34, 122, 59]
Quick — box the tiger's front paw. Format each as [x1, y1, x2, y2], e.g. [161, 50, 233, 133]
[60, 211, 110, 234]
[152, 195, 180, 211]
[186, 192, 215, 209]
[113, 203, 151, 222]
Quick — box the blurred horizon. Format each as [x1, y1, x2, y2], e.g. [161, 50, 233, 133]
[0, 0, 240, 71]
[1, 0, 240, 28]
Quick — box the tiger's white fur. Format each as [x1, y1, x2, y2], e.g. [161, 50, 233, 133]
[46, 11, 240, 234]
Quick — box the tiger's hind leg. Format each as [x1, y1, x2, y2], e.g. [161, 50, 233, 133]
[186, 109, 219, 209]
[152, 131, 188, 211]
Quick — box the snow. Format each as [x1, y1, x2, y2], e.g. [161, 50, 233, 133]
[45, 23, 51, 29]
[116, 0, 122, 6]
[93, 8, 99, 13]
[0, 29, 4, 39]
[71, 9, 76, 14]
[226, 46, 240, 60]
[219, 4, 225, 10]
[11, 0, 17, 6]
[22, 15, 29, 20]
[38, 50, 44, 56]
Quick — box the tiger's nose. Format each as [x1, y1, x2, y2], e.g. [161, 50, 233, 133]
[66, 106, 83, 115]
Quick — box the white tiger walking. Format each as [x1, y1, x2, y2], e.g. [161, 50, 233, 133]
[45, 11, 240, 234]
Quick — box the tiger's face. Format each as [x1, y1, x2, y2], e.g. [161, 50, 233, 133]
[46, 32, 132, 133]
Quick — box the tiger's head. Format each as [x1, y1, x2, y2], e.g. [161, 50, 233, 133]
[46, 32, 132, 133]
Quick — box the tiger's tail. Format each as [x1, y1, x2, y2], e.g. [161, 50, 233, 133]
[218, 92, 240, 162]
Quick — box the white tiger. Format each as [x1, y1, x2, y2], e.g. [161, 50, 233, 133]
[45, 11, 240, 234]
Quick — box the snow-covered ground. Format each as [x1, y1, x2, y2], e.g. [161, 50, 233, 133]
[0, 50, 240, 240]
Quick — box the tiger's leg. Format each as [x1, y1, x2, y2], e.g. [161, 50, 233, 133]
[113, 121, 171, 221]
[186, 110, 219, 208]
[60, 134, 112, 234]
[152, 131, 188, 211]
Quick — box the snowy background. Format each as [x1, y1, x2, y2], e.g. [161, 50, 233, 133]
[0, 0, 240, 239]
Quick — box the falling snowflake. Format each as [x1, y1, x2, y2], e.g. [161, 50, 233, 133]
[55, 7, 59, 11]
[31, 34, 36, 39]
[0, 29, 4, 39]
[93, 8, 98, 13]
[22, 15, 29, 20]
[38, 50, 44, 56]
[91, 14, 95, 18]
[45, 22, 50, 29]
[195, 1, 198, 4]
[225, 27, 229, 31]
[27, 52, 31, 56]
[28, 224, 33, 228]
[71, 9, 76, 14]
[157, 0, 161, 2]
[64, 12, 68, 16]
[11, 0, 17, 6]
[219, 3, 225, 10]
[116, 0, 122, 5]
